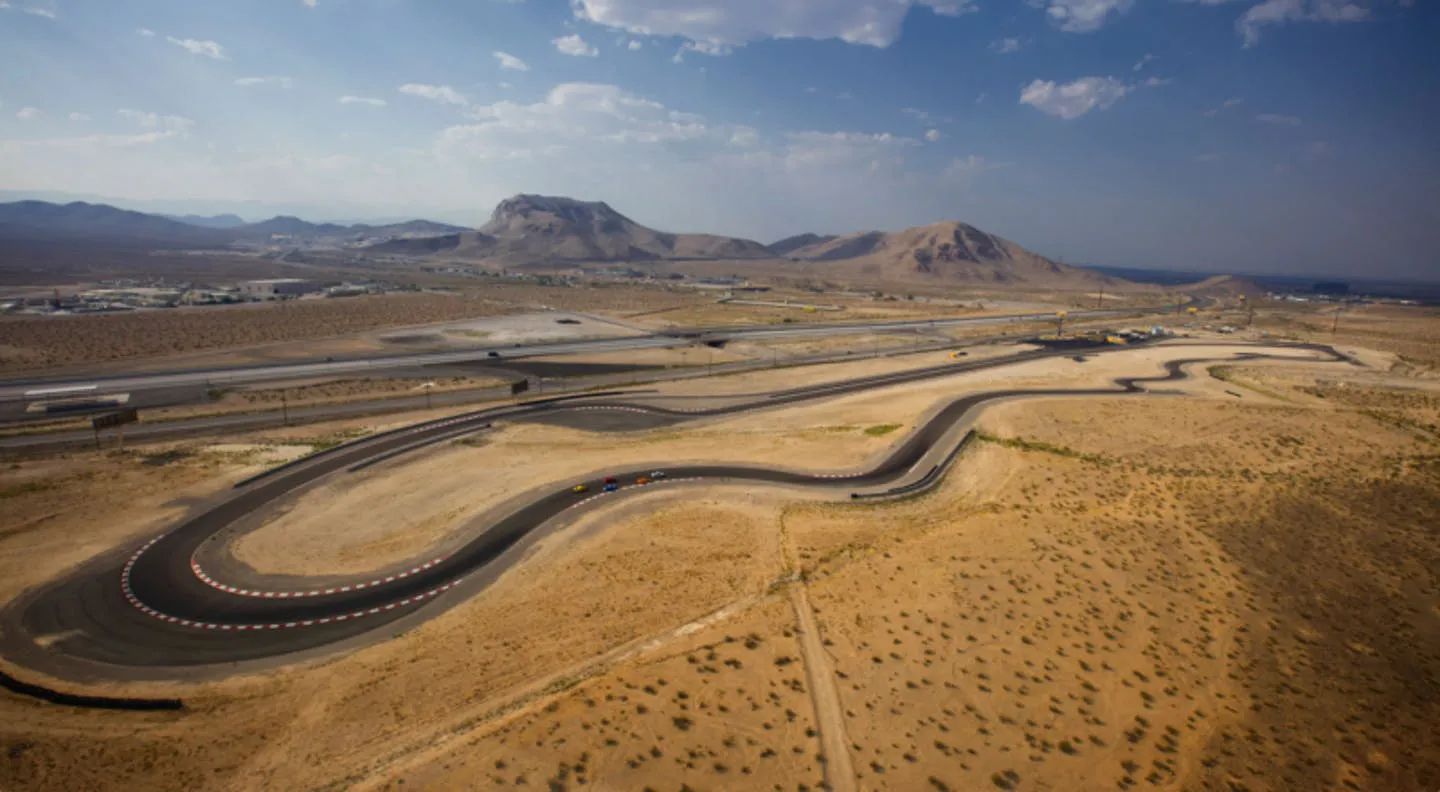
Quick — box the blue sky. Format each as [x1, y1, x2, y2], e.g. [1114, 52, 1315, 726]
[1, 0, 1436, 278]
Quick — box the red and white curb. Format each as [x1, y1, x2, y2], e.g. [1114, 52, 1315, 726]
[189, 555, 451, 598]
[564, 476, 705, 510]
[121, 538, 461, 631]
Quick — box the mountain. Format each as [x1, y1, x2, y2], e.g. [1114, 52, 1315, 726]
[359, 219, 468, 236]
[0, 201, 220, 242]
[232, 215, 467, 240]
[768, 233, 838, 257]
[234, 215, 352, 238]
[780, 221, 1120, 286]
[367, 195, 1119, 287]
[370, 194, 771, 263]
[164, 213, 248, 229]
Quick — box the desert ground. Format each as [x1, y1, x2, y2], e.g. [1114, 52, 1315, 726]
[1, 309, 1437, 791]
[0, 282, 712, 376]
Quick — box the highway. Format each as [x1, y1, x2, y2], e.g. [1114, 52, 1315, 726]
[0, 328, 1030, 451]
[0, 339, 1339, 683]
[0, 308, 1130, 400]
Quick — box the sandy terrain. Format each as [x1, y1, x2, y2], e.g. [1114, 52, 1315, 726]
[1, 283, 709, 377]
[1, 331, 1436, 791]
[223, 343, 1312, 578]
[0, 293, 516, 375]
[373, 311, 638, 347]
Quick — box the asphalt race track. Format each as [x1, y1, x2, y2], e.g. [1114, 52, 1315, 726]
[0, 341, 1350, 681]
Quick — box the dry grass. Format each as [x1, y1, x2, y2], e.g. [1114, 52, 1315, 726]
[0, 284, 712, 375]
[1251, 303, 1440, 372]
[0, 294, 515, 373]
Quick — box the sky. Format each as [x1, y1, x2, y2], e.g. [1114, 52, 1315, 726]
[1, 0, 1436, 278]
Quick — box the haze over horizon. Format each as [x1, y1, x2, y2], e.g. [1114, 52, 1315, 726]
[1, 0, 1436, 279]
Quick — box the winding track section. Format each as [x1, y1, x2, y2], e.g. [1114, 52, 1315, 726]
[0, 342, 1349, 679]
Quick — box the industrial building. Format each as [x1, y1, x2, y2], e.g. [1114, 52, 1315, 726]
[239, 279, 318, 299]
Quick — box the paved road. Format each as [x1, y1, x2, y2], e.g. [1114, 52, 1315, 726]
[0, 308, 1131, 400]
[0, 340, 1336, 682]
[0, 327, 1043, 451]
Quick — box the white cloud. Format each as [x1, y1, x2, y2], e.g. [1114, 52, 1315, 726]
[683, 39, 732, 56]
[553, 34, 599, 56]
[17, 107, 43, 120]
[24, 6, 55, 18]
[1, 131, 188, 149]
[992, 37, 1021, 53]
[166, 37, 227, 60]
[1043, 0, 1134, 33]
[117, 108, 196, 135]
[137, 27, 155, 37]
[68, 112, 90, 121]
[925, 128, 942, 142]
[302, 0, 318, 6]
[1204, 96, 1244, 116]
[1142, 76, 1171, 87]
[771, 131, 919, 172]
[572, 0, 976, 49]
[235, 76, 294, 88]
[493, 51, 529, 71]
[627, 39, 643, 50]
[1237, 0, 1367, 47]
[399, 83, 468, 106]
[1133, 52, 1155, 71]
[1020, 76, 1130, 119]
[338, 96, 387, 106]
[728, 127, 760, 147]
[441, 83, 722, 159]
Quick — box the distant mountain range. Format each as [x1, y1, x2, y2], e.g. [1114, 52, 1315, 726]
[0, 201, 466, 245]
[371, 194, 1118, 286]
[0, 195, 1121, 287]
[162, 213, 248, 229]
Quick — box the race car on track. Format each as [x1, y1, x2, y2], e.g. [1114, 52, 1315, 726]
[636, 477, 650, 485]
[604, 476, 618, 484]
[573, 484, 588, 493]
[603, 483, 619, 492]
[650, 471, 667, 479]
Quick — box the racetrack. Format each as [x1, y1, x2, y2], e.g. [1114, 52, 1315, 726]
[0, 341, 1350, 682]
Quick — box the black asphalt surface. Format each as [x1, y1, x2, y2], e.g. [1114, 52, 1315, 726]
[0, 341, 1347, 678]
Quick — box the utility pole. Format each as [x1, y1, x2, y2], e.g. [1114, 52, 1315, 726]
[280, 389, 290, 426]
[1331, 303, 1343, 334]
[1056, 310, 1068, 338]
[1096, 286, 1105, 309]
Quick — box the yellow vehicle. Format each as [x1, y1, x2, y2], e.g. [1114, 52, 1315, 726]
[1105, 335, 1127, 345]
[573, 484, 589, 493]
